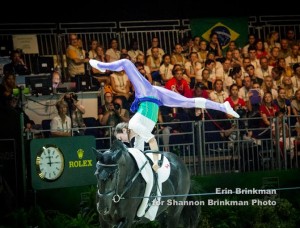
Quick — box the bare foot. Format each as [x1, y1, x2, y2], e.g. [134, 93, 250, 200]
[152, 163, 159, 172]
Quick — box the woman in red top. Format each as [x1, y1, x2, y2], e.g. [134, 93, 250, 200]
[165, 68, 193, 98]
[225, 84, 246, 109]
[259, 91, 279, 128]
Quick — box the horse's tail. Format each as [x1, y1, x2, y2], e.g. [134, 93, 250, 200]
[179, 179, 201, 228]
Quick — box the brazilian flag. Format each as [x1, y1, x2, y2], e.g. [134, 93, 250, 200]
[190, 17, 248, 52]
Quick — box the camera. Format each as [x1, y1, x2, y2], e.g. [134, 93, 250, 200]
[114, 103, 121, 110]
[64, 93, 78, 104]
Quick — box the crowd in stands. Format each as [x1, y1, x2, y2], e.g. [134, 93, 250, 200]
[2, 29, 300, 150]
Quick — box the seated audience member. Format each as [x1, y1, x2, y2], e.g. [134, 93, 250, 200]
[136, 53, 151, 75]
[52, 70, 62, 93]
[224, 65, 242, 92]
[98, 91, 114, 122]
[3, 50, 31, 75]
[261, 75, 278, 99]
[225, 84, 247, 113]
[105, 38, 121, 62]
[171, 43, 188, 68]
[238, 75, 252, 106]
[8, 95, 35, 133]
[273, 87, 291, 116]
[272, 110, 295, 159]
[259, 91, 279, 138]
[0, 73, 17, 107]
[165, 68, 193, 98]
[159, 54, 174, 83]
[193, 82, 209, 99]
[146, 37, 165, 58]
[63, 93, 86, 136]
[196, 68, 213, 92]
[135, 62, 152, 84]
[191, 82, 209, 120]
[127, 38, 144, 63]
[99, 95, 130, 136]
[50, 100, 71, 137]
[66, 34, 89, 81]
[255, 56, 273, 78]
[247, 82, 262, 116]
[184, 52, 202, 88]
[110, 68, 132, 109]
[146, 47, 162, 84]
[291, 89, 300, 122]
[224, 84, 248, 138]
[88, 39, 98, 59]
[209, 79, 229, 103]
[246, 64, 263, 86]
[173, 64, 189, 85]
[281, 75, 297, 100]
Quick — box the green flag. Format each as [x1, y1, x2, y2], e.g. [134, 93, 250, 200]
[190, 17, 248, 51]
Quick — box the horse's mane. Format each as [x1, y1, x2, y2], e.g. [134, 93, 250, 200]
[110, 139, 128, 154]
[96, 140, 127, 164]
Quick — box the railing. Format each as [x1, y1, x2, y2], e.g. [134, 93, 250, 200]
[35, 115, 300, 176]
[1, 16, 300, 74]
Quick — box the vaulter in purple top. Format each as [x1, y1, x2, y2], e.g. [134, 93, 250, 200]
[90, 59, 239, 171]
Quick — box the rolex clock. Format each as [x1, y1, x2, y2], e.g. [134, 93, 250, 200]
[36, 145, 65, 181]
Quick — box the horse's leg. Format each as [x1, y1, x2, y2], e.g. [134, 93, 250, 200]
[166, 204, 185, 228]
[99, 215, 111, 228]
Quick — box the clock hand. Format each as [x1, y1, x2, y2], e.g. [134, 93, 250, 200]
[46, 155, 52, 166]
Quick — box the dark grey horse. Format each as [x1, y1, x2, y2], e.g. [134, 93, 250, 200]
[94, 140, 199, 228]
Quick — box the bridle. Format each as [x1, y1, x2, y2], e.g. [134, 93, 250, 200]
[95, 158, 148, 204]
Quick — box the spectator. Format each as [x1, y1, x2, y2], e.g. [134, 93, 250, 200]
[146, 37, 165, 58]
[207, 32, 223, 59]
[66, 34, 89, 81]
[135, 62, 152, 84]
[184, 52, 202, 88]
[105, 38, 120, 62]
[259, 91, 279, 129]
[0, 73, 17, 107]
[209, 79, 229, 103]
[127, 38, 144, 63]
[273, 87, 291, 116]
[99, 95, 130, 133]
[50, 100, 71, 137]
[159, 53, 174, 83]
[146, 47, 162, 84]
[88, 39, 98, 59]
[197, 40, 208, 68]
[255, 39, 268, 60]
[255, 56, 273, 79]
[63, 93, 86, 136]
[196, 68, 213, 92]
[165, 68, 193, 98]
[242, 34, 256, 58]
[3, 50, 31, 75]
[264, 31, 281, 55]
[170, 43, 187, 68]
[52, 70, 61, 93]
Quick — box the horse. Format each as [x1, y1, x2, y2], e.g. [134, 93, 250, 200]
[93, 140, 200, 228]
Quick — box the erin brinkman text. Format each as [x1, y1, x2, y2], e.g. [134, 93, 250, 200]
[215, 188, 277, 195]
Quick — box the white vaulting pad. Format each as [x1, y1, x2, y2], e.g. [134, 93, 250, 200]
[127, 148, 171, 221]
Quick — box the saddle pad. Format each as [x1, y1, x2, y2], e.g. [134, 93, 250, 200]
[127, 148, 171, 221]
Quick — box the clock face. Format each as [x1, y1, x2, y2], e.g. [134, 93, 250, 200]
[36, 145, 64, 181]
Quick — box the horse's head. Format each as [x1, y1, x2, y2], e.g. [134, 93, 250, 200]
[93, 140, 128, 217]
